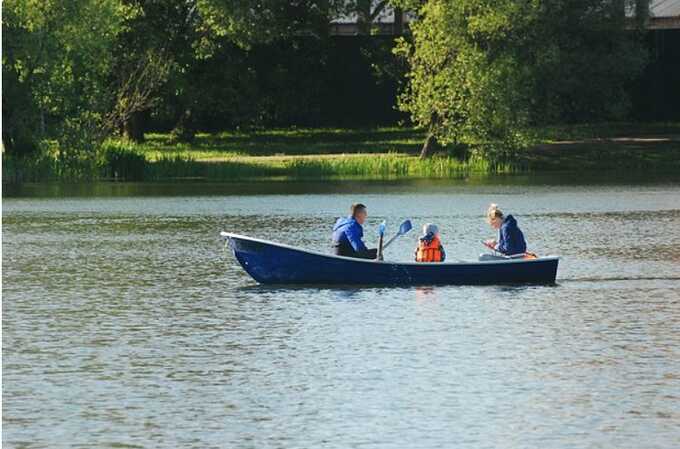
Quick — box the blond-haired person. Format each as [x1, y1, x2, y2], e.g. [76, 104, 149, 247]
[484, 204, 527, 256]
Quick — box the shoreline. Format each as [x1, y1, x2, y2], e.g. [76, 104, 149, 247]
[3, 124, 679, 183]
[5, 170, 680, 199]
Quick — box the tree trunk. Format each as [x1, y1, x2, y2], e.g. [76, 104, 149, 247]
[420, 134, 438, 159]
[123, 111, 146, 142]
[171, 108, 196, 143]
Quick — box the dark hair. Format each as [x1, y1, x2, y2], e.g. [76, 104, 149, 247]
[351, 203, 367, 217]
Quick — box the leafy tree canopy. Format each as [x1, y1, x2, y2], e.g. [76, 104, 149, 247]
[391, 0, 649, 157]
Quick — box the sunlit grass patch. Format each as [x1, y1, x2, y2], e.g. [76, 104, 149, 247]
[4, 123, 678, 183]
[137, 127, 426, 158]
[140, 153, 513, 181]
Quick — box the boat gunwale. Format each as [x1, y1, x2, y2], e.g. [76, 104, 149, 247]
[220, 232, 560, 267]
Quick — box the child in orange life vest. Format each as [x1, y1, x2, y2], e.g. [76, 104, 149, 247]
[415, 223, 446, 262]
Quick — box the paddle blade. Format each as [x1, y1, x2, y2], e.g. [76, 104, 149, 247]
[398, 220, 413, 236]
[378, 220, 387, 236]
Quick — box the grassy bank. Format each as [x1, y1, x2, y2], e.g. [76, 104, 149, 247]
[139, 127, 426, 160]
[3, 124, 679, 182]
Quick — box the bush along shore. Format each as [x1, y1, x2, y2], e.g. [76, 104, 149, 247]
[2, 147, 512, 183]
[3, 125, 680, 183]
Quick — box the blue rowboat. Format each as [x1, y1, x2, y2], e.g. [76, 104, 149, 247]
[221, 232, 559, 286]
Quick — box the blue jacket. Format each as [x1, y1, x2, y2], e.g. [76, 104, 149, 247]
[332, 216, 368, 255]
[497, 215, 527, 255]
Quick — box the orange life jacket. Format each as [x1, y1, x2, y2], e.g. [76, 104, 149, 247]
[415, 236, 444, 262]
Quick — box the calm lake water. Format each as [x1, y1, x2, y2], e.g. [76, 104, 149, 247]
[3, 178, 680, 449]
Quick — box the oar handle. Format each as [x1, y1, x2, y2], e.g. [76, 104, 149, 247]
[377, 234, 384, 260]
[382, 233, 400, 250]
[381, 220, 413, 251]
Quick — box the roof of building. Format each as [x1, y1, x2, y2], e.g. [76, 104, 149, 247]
[651, 0, 680, 18]
[329, 1, 680, 33]
[649, 0, 680, 28]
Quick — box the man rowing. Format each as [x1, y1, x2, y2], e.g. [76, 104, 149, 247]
[332, 203, 378, 259]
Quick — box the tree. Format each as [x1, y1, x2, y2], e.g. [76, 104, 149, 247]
[529, 1, 649, 123]
[152, 0, 341, 141]
[2, 0, 344, 152]
[392, 0, 650, 158]
[110, 0, 193, 142]
[3, 0, 133, 175]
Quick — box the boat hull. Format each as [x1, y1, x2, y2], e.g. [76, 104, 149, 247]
[222, 233, 559, 286]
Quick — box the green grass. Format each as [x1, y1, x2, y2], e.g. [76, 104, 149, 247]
[528, 121, 680, 143]
[138, 127, 426, 161]
[4, 124, 679, 183]
[523, 122, 680, 171]
[133, 124, 680, 179]
[139, 153, 508, 181]
[110, 127, 514, 180]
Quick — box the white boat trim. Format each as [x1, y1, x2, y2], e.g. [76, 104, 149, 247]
[220, 232, 560, 267]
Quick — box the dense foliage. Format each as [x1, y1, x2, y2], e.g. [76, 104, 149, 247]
[2, 0, 402, 176]
[392, 0, 650, 157]
[3, 0, 132, 168]
[1, 0, 662, 177]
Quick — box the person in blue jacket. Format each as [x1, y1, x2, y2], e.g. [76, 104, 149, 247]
[332, 203, 377, 259]
[484, 203, 527, 256]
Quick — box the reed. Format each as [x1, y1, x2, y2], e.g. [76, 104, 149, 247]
[101, 140, 146, 181]
[139, 154, 512, 181]
[2, 154, 60, 183]
[283, 154, 506, 179]
[144, 154, 285, 180]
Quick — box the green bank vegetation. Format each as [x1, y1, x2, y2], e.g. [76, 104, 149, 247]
[4, 124, 678, 183]
[4, 1, 674, 183]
